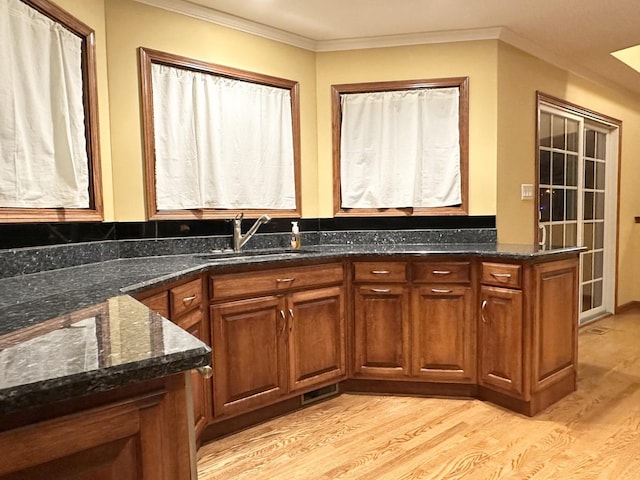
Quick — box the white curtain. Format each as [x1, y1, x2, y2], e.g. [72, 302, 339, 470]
[152, 64, 296, 210]
[0, 0, 89, 208]
[340, 87, 461, 209]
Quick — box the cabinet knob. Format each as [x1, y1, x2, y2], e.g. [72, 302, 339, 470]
[196, 366, 213, 379]
[370, 270, 390, 275]
[431, 288, 452, 294]
[370, 288, 391, 293]
[432, 270, 452, 275]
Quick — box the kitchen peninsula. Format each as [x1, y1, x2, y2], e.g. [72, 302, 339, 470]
[0, 233, 581, 479]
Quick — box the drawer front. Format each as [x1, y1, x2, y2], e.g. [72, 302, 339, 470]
[170, 278, 203, 318]
[173, 306, 202, 332]
[353, 262, 407, 283]
[139, 290, 170, 319]
[481, 262, 522, 289]
[211, 263, 344, 300]
[413, 262, 471, 284]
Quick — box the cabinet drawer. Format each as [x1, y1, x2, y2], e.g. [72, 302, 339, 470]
[139, 290, 169, 318]
[481, 262, 522, 289]
[353, 262, 407, 283]
[173, 306, 202, 332]
[211, 263, 344, 300]
[413, 262, 471, 284]
[170, 279, 202, 318]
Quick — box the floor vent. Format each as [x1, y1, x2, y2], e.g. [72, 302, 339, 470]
[586, 326, 611, 335]
[301, 384, 339, 405]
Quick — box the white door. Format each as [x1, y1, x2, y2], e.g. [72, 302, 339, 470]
[537, 101, 619, 324]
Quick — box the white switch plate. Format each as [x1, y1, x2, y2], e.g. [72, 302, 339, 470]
[521, 184, 534, 200]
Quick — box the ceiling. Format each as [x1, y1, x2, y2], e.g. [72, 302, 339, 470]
[139, 0, 640, 96]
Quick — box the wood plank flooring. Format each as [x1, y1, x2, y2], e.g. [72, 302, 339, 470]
[197, 311, 640, 479]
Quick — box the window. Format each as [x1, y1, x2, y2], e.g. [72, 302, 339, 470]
[332, 77, 468, 216]
[139, 48, 301, 220]
[0, 0, 103, 223]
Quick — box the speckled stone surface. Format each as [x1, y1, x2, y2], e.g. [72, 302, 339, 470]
[0, 295, 210, 414]
[0, 229, 585, 415]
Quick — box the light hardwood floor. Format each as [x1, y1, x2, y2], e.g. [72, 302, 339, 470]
[197, 311, 640, 479]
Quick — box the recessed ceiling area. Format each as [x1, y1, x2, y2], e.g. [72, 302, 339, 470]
[138, 0, 640, 96]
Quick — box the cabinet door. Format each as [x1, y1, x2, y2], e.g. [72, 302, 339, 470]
[353, 285, 411, 378]
[287, 286, 346, 392]
[211, 296, 287, 418]
[175, 308, 211, 437]
[412, 285, 475, 382]
[479, 286, 523, 396]
[532, 258, 579, 393]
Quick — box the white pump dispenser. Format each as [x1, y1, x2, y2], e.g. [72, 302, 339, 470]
[290, 221, 301, 250]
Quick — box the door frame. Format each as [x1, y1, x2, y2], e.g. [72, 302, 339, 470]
[535, 92, 622, 323]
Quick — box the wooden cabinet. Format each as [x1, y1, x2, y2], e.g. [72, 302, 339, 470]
[352, 260, 474, 383]
[478, 258, 579, 415]
[478, 284, 523, 395]
[0, 374, 194, 480]
[136, 275, 211, 437]
[210, 263, 346, 420]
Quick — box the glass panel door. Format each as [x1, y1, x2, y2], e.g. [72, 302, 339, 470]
[580, 127, 607, 318]
[538, 102, 617, 324]
[538, 109, 581, 250]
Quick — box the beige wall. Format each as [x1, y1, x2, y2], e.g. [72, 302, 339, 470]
[55, 0, 114, 220]
[315, 41, 499, 218]
[50, 2, 640, 305]
[104, 0, 318, 220]
[496, 42, 640, 306]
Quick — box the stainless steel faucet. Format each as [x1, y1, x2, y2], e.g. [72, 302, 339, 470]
[232, 213, 271, 252]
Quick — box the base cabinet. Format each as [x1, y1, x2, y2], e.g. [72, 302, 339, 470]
[209, 263, 347, 420]
[0, 375, 194, 480]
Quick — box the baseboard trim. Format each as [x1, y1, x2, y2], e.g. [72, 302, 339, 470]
[615, 301, 640, 314]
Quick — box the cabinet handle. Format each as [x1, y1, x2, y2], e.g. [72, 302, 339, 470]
[276, 277, 295, 283]
[196, 366, 213, 379]
[490, 272, 512, 279]
[432, 270, 452, 275]
[288, 308, 294, 332]
[371, 270, 390, 275]
[279, 310, 286, 335]
[182, 295, 197, 304]
[370, 288, 391, 293]
[431, 288, 452, 294]
[481, 300, 488, 323]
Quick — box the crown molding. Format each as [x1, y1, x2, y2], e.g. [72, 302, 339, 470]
[133, 0, 318, 50]
[132, 0, 636, 97]
[133, 0, 506, 52]
[315, 27, 504, 52]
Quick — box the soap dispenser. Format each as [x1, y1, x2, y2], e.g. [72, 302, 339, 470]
[290, 221, 301, 250]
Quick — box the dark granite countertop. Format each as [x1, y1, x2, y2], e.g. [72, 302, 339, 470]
[0, 240, 581, 414]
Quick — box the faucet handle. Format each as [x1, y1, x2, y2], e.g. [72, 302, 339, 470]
[234, 212, 244, 222]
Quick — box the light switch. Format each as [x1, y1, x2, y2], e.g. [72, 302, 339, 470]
[521, 184, 534, 200]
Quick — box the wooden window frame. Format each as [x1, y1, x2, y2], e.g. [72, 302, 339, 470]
[139, 47, 302, 221]
[331, 77, 469, 217]
[0, 0, 103, 223]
